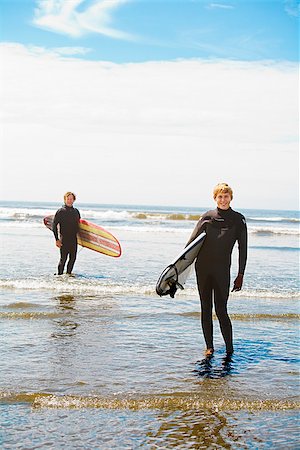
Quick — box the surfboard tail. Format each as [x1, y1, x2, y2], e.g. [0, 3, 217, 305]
[156, 232, 206, 298]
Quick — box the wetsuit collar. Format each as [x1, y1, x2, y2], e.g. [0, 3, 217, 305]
[217, 207, 232, 213]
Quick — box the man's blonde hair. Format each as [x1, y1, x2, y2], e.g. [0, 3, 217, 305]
[213, 183, 233, 200]
[64, 191, 76, 202]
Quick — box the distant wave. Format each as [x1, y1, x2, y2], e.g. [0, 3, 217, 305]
[0, 207, 191, 221]
[0, 207, 132, 222]
[0, 207, 52, 220]
[79, 209, 133, 221]
[0, 277, 298, 299]
[247, 217, 299, 224]
[0, 206, 299, 236]
[248, 227, 299, 236]
[1, 206, 298, 223]
[250, 245, 299, 252]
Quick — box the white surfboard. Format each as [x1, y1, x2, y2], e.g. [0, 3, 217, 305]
[156, 231, 206, 298]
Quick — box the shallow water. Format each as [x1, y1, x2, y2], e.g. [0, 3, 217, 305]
[0, 203, 299, 448]
[1, 405, 298, 449]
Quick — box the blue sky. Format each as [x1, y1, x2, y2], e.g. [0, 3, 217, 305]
[1, 0, 298, 62]
[0, 1, 299, 208]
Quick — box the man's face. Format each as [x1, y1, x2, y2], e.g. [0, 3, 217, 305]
[216, 192, 232, 210]
[65, 195, 74, 207]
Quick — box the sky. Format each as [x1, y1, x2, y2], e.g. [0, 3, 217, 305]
[0, 0, 299, 209]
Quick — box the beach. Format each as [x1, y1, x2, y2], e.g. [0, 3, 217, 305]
[0, 201, 299, 448]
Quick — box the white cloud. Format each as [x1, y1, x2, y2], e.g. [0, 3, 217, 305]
[207, 3, 234, 10]
[33, 0, 134, 39]
[51, 46, 92, 55]
[23, 44, 91, 56]
[0, 43, 298, 209]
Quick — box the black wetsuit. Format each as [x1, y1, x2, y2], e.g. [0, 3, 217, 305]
[188, 207, 247, 353]
[52, 205, 81, 275]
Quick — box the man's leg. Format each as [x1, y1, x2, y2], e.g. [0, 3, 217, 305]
[66, 241, 77, 274]
[214, 273, 233, 354]
[58, 246, 68, 275]
[197, 274, 214, 351]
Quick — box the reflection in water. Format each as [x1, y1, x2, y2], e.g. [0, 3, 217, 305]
[193, 339, 274, 380]
[2, 398, 299, 449]
[146, 409, 246, 449]
[193, 354, 233, 379]
[56, 295, 76, 311]
[51, 295, 78, 339]
[50, 320, 79, 339]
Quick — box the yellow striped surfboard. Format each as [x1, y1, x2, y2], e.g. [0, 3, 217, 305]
[44, 216, 121, 257]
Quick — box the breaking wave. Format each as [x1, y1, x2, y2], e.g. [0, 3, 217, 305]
[0, 277, 298, 299]
[1, 391, 299, 411]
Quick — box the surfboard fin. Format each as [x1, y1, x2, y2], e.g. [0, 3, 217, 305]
[168, 282, 178, 298]
[156, 264, 185, 298]
[163, 279, 185, 298]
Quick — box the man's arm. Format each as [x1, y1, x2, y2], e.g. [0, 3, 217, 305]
[186, 215, 207, 247]
[232, 216, 247, 291]
[52, 210, 62, 247]
[238, 216, 247, 275]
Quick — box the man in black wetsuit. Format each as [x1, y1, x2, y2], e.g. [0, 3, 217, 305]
[52, 192, 81, 275]
[187, 183, 247, 358]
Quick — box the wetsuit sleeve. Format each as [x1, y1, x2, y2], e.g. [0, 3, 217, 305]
[238, 216, 248, 275]
[186, 216, 207, 247]
[52, 210, 60, 241]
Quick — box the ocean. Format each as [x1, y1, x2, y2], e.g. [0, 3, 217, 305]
[0, 201, 299, 448]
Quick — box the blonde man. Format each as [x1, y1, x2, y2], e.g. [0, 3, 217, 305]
[52, 192, 81, 275]
[187, 183, 247, 358]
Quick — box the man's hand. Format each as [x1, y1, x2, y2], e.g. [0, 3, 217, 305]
[231, 274, 243, 292]
[56, 240, 62, 248]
